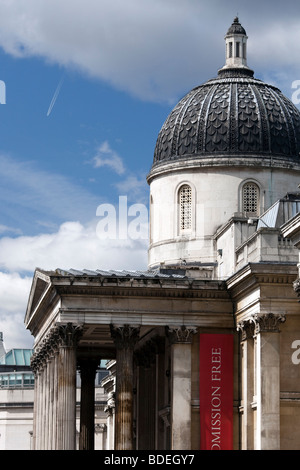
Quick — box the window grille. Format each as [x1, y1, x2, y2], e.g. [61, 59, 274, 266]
[179, 185, 192, 230]
[229, 42, 233, 58]
[242, 183, 259, 215]
[236, 42, 240, 57]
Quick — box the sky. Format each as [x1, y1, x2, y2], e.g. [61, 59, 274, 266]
[0, 0, 300, 350]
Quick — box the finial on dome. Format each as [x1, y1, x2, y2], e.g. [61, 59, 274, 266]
[226, 16, 246, 36]
[218, 17, 253, 76]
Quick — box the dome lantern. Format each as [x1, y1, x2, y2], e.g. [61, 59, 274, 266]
[218, 17, 253, 77]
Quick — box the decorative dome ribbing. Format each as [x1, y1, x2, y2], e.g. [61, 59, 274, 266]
[152, 19, 300, 167]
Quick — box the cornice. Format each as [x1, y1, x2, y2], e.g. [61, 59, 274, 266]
[226, 262, 298, 298]
[147, 155, 300, 183]
[54, 280, 230, 300]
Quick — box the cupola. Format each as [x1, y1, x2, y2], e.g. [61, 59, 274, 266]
[218, 16, 253, 76]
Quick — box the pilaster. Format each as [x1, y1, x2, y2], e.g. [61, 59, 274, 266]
[252, 313, 285, 450]
[237, 313, 285, 450]
[237, 319, 255, 450]
[167, 326, 197, 450]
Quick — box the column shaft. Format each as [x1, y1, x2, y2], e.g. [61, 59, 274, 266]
[31, 323, 82, 451]
[79, 358, 99, 450]
[237, 320, 255, 450]
[111, 325, 140, 450]
[56, 343, 77, 449]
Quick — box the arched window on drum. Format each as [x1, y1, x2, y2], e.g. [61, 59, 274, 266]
[179, 184, 192, 231]
[242, 182, 260, 216]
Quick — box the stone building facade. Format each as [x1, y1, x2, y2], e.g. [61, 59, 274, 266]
[25, 18, 300, 450]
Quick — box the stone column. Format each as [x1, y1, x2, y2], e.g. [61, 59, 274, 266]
[56, 323, 82, 450]
[31, 323, 82, 450]
[31, 365, 40, 450]
[105, 391, 116, 450]
[40, 355, 47, 449]
[251, 313, 285, 450]
[237, 319, 255, 450]
[111, 324, 140, 450]
[78, 357, 99, 450]
[135, 339, 157, 449]
[31, 349, 47, 450]
[167, 326, 197, 450]
[153, 337, 166, 450]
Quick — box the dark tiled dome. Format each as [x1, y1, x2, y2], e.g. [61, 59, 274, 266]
[226, 17, 246, 36]
[153, 74, 300, 166]
[153, 18, 300, 168]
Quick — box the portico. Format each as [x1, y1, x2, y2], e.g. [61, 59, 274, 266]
[25, 267, 234, 450]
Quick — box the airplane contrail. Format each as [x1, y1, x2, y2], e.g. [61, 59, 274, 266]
[46, 75, 64, 116]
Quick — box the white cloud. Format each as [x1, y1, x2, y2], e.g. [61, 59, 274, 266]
[0, 272, 31, 314]
[0, 219, 148, 274]
[114, 174, 149, 204]
[0, 0, 203, 102]
[0, 272, 33, 350]
[0, 218, 148, 349]
[2, 0, 299, 102]
[92, 141, 125, 175]
[0, 224, 21, 235]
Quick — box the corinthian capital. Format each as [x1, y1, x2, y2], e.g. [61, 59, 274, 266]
[237, 320, 255, 341]
[250, 313, 286, 334]
[110, 324, 140, 350]
[56, 323, 83, 348]
[167, 325, 197, 344]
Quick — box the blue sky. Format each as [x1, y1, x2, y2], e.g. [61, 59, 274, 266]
[0, 0, 300, 350]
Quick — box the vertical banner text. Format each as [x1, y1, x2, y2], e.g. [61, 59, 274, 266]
[199, 334, 233, 450]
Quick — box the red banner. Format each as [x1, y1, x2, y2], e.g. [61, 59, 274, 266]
[199, 334, 233, 450]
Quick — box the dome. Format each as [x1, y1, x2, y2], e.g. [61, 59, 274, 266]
[226, 17, 246, 36]
[152, 20, 300, 168]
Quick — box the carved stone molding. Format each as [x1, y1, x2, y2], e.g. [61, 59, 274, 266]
[158, 406, 171, 427]
[167, 325, 197, 344]
[293, 278, 300, 297]
[110, 324, 140, 350]
[237, 313, 286, 339]
[251, 313, 286, 334]
[95, 423, 107, 433]
[237, 319, 255, 341]
[30, 323, 83, 374]
[105, 392, 116, 417]
[57, 323, 83, 348]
